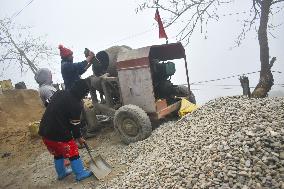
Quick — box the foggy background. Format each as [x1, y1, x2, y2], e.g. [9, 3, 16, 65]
[0, 0, 283, 104]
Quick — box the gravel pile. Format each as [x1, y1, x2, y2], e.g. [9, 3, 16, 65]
[98, 96, 284, 189]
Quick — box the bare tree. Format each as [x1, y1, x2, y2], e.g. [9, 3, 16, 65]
[136, 0, 284, 98]
[0, 18, 55, 77]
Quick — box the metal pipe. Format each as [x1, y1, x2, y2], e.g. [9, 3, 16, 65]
[184, 55, 191, 98]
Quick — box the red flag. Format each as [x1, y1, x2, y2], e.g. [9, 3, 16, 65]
[154, 8, 168, 39]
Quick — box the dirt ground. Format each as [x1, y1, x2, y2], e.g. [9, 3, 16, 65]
[0, 89, 126, 189]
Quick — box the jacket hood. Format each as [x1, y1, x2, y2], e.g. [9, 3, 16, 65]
[34, 68, 53, 86]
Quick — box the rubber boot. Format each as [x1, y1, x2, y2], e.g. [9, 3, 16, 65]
[54, 158, 72, 180]
[70, 158, 93, 181]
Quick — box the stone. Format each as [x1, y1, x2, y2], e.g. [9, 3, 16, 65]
[239, 171, 249, 177]
[245, 160, 251, 168]
[280, 151, 284, 160]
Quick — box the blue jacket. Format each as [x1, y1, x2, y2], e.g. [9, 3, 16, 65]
[61, 60, 88, 90]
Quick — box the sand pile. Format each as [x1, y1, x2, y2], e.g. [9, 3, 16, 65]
[0, 89, 44, 165]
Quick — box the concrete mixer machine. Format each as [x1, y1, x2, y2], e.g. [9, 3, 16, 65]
[88, 42, 195, 144]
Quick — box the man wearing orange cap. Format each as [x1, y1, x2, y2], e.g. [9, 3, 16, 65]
[59, 45, 94, 90]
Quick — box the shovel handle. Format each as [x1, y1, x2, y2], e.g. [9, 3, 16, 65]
[83, 141, 91, 152]
[83, 142, 97, 165]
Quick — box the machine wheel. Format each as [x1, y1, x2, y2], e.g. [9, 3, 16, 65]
[174, 85, 196, 104]
[114, 105, 152, 144]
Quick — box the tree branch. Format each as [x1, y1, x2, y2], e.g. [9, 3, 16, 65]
[272, 0, 284, 4]
[1, 17, 55, 76]
[269, 57, 276, 68]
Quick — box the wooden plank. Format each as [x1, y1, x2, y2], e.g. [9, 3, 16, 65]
[150, 101, 181, 120]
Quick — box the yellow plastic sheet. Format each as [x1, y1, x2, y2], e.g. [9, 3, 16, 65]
[28, 121, 40, 138]
[178, 99, 198, 117]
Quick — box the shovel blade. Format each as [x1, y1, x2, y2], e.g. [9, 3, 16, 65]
[89, 155, 112, 180]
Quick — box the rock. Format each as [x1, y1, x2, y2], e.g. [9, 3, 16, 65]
[245, 160, 251, 168]
[239, 171, 249, 177]
[1, 152, 11, 158]
[245, 131, 255, 137]
[280, 151, 284, 160]
[255, 183, 262, 189]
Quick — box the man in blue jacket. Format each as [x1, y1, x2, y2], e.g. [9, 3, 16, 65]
[59, 45, 94, 90]
[59, 45, 97, 139]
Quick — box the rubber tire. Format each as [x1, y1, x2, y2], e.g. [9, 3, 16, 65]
[175, 85, 196, 104]
[114, 105, 152, 144]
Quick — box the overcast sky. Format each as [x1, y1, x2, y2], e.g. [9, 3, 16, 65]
[0, 0, 283, 104]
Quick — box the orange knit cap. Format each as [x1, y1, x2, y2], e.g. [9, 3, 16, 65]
[58, 44, 73, 58]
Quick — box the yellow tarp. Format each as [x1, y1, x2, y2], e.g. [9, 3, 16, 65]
[178, 99, 198, 117]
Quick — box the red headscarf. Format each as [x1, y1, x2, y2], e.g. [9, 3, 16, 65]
[58, 44, 73, 58]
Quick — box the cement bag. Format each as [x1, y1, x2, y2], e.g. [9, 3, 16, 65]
[178, 99, 198, 117]
[28, 121, 40, 138]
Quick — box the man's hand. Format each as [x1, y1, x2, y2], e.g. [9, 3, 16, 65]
[77, 137, 86, 146]
[86, 51, 95, 63]
[89, 51, 95, 57]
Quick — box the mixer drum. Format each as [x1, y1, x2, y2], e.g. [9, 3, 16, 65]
[95, 45, 132, 77]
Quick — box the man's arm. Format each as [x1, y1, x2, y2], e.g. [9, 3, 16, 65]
[69, 119, 86, 145]
[68, 97, 88, 145]
[73, 61, 88, 75]
[84, 51, 96, 71]
[69, 119, 82, 138]
[74, 50, 95, 75]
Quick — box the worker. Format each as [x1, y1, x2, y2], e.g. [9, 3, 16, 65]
[59, 44, 94, 90]
[38, 79, 93, 181]
[59, 44, 97, 139]
[35, 68, 72, 167]
[34, 68, 57, 107]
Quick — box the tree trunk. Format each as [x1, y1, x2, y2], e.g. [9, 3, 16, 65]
[252, 0, 274, 98]
[239, 76, 251, 97]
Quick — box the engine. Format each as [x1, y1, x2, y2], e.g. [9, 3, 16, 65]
[151, 60, 177, 100]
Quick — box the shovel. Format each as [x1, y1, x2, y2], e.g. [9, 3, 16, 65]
[83, 142, 112, 180]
